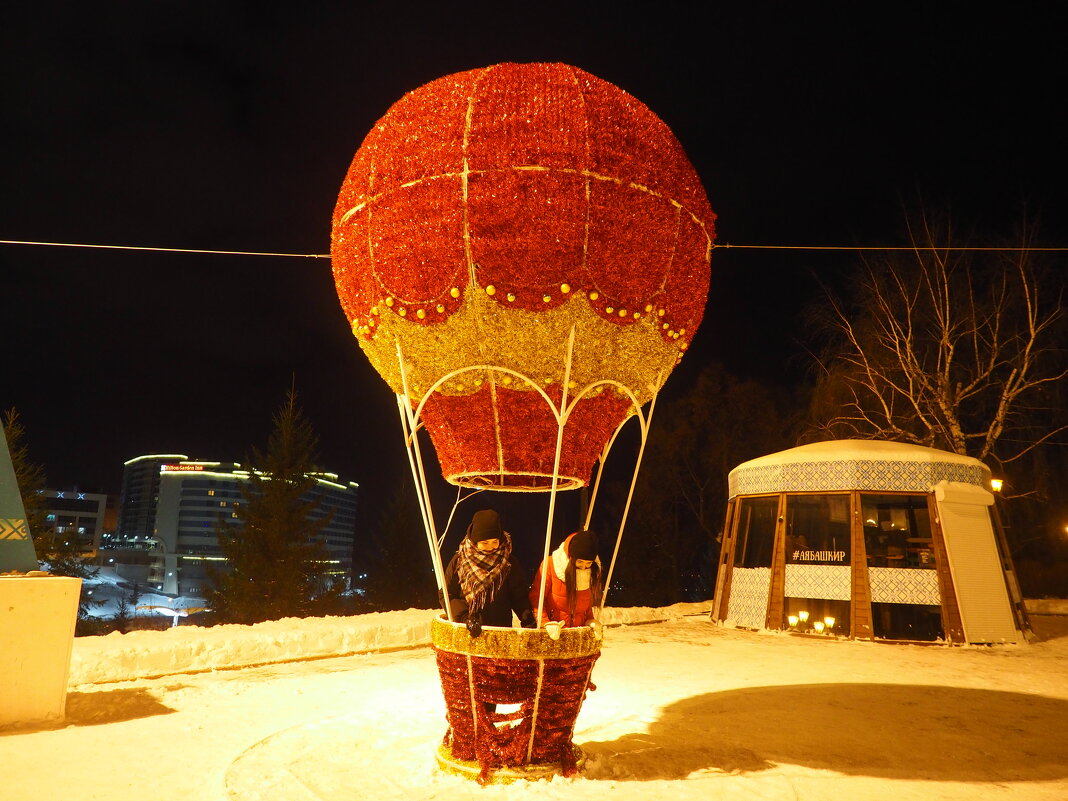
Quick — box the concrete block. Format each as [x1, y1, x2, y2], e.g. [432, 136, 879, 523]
[0, 576, 81, 728]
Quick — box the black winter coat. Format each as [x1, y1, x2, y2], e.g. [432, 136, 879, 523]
[443, 551, 534, 628]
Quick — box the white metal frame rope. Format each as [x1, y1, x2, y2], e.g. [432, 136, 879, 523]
[391, 325, 663, 623]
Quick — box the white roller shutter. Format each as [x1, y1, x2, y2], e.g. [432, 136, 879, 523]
[934, 481, 1020, 644]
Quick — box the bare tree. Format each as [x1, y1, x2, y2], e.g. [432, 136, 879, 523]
[600, 363, 796, 604]
[808, 215, 1067, 471]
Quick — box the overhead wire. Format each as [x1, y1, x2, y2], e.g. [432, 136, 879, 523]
[3, 239, 1068, 259]
[712, 244, 1068, 252]
[0, 239, 330, 259]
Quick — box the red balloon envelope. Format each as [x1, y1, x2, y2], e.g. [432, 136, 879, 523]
[332, 63, 715, 490]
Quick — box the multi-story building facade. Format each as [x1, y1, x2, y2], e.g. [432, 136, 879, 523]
[105, 455, 358, 597]
[116, 454, 188, 544]
[38, 488, 111, 556]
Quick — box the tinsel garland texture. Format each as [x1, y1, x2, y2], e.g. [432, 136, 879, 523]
[435, 649, 599, 783]
[331, 62, 715, 489]
[432, 617, 601, 783]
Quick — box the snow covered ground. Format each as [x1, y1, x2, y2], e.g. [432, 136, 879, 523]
[80, 567, 208, 624]
[3, 604, 1068, 801]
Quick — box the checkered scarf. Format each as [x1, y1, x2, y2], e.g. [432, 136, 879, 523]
[457, 530, 513, 617]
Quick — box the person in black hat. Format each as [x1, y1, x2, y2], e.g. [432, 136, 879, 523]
[529, 529, 602, 628]
[443, 509, 535, 636]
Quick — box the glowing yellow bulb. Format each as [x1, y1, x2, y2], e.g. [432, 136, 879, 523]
[450, 287, 460, 298]
[486, 285, 496, 296]
[398, 308, 407, 317]
[543, 294, 551, 303]
[605, 306, 615, 314]
[385, 297, 394, 307]
[436, 304, 445, 313]
[657, 308, 665, 317]
[507, 293, 516, 302]
[618, 308, 627, 317]
[560, 283, 571, 294]
[416, 309, 426, 319]
[589, 291, 599, 301]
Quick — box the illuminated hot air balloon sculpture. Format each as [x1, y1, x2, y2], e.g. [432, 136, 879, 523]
[331, 63, 714, 782]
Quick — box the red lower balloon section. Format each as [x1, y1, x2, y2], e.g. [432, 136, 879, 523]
[418, 385, 634, 490]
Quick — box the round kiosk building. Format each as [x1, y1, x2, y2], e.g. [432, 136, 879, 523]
[711, 440, 1029, 644]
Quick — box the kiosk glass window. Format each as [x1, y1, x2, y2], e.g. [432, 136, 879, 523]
[861, 494, 943, 641]
[784, 494, 851, 565]
[861, 494, 934, 569]
[733, 496, 778, 568]
[783, 494, 852, 637]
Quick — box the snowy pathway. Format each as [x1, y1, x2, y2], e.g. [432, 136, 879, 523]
[2, 615, 1067, 801]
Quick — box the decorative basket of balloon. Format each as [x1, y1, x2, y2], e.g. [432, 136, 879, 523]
[330, 62, 714, 782]
[431, 616, 602, 783]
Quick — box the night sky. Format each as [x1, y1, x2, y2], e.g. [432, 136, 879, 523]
[3, 4, 1066, 515]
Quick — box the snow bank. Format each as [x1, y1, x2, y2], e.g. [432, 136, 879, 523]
[1026, 598, 1068, 615]
[69, 602, 711, 686]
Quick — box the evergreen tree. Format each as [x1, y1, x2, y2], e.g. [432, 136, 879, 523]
[206, 389, 342, 623]
[112, 581, 142, 633]
[3, 408, 99, 603]
[112, 589, 133, 633]
[362, 480, 437, 611]
[2, 408, 47, 542]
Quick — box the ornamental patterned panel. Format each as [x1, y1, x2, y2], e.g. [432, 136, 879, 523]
[725, 567, 771, 629]
[784, 564, 852, 601]
[869, 567, 941, 605]
[0, 518, 29, 540]
[729, 459, 988, 498]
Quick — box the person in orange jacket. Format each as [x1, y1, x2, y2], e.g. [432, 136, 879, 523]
[529, 529, 602, 627]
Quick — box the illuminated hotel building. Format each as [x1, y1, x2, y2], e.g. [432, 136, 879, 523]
[117, 454, 186, 545]
[108, 454, 358, 596]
